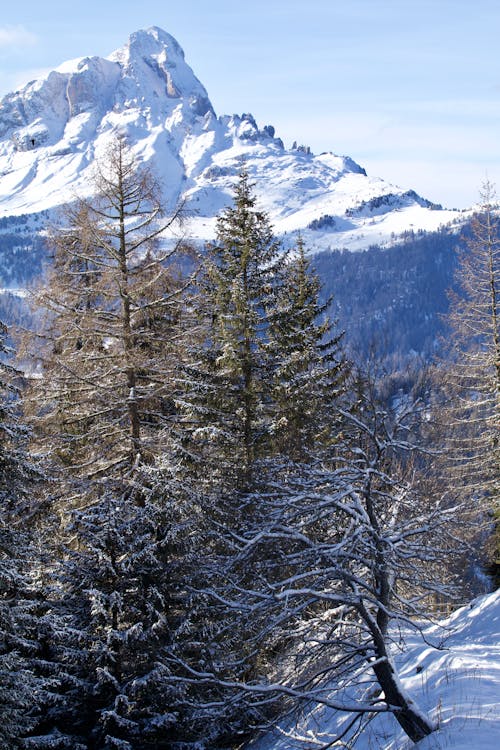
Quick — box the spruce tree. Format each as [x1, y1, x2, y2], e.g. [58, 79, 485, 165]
[181, 178, 348, 483]
[267, 237, 347, 460]
[185, 168, 287, 489]
[174, 175, 351, 745]
[169, 170, 291, 739]
[0, 321, 51, 748]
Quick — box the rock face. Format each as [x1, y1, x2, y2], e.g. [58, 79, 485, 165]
[0, 26, 460, 249]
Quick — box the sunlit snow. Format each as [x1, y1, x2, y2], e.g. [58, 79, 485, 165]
[252, 591, 500, 749]
[0, 26, 467, 251]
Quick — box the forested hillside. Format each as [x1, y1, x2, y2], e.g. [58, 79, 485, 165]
[0, 209, 464, 374]
[314, 226, 461, 367]
[0, 214, 47, 285]
[0, 140, 497, 749]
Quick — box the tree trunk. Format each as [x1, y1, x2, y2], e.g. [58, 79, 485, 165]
[371, 651, 435, 743]
[360, 595, 435, 743]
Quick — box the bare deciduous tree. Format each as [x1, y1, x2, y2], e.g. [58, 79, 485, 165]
[176, 388, 461, 746]
[24, 134, 189, 494]
[439, 180, 500, 578]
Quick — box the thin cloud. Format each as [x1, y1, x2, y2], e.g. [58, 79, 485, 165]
[0, 25, 37, 49]
[0, 67, 53, 98]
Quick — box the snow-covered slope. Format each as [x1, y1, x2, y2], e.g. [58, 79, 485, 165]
[0, 27, 464, 251]
[252, 591, 500, 749]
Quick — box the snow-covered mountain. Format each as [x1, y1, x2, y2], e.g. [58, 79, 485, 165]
[0, 27, 463, 251]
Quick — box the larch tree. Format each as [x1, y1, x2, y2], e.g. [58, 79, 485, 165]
[25, 135, 188, 489]
[439, 180, 500, 579]
[21, 135, 211, 749]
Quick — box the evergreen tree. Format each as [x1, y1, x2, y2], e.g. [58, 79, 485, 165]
[0, 321, 50, 748]
[184, 169, 287, 489]
[180, 173, 348, 484]
[167, 170, 292, 741]
[42, 475, 203, 749]
[267, 237, 346, 459]
[173, 176, 351, 745]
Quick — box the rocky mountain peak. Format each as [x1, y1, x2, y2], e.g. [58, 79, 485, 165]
[107, 26, 213, 115]
[0, 28, 460, 248]
[110, 26, 186, 65]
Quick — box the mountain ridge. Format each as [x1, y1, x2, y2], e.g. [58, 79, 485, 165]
[0, 26, 465, 250]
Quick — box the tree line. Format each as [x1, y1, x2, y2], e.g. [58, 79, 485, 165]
[0, 137, 497, 749]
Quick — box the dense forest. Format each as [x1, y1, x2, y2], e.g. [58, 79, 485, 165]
[314, 226, 460, 365]
[0, 208, 464, 371]
[0, 139, 498, 749]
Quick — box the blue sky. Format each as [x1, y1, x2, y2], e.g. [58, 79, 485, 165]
[1, 0, 499, 208]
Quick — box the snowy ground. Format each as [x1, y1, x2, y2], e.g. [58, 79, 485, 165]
[253, 591, 500, 749]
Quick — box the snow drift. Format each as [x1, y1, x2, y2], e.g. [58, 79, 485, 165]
[252, 591, 500, 749]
